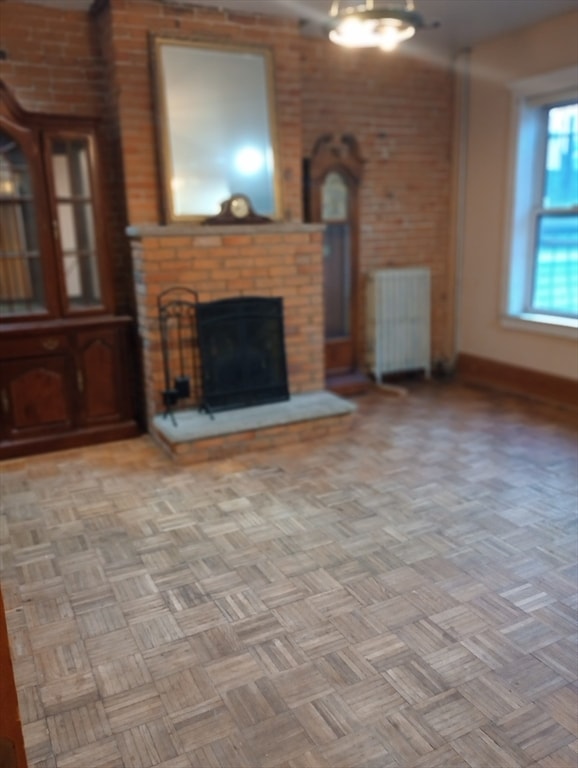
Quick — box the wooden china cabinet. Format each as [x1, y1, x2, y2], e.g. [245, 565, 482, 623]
[0, 83, 139, 459]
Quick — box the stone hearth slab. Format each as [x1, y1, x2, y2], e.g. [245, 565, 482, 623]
[153, 391, 356, 444]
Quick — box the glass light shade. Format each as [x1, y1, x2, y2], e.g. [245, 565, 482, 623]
[378, 20, 416, 50]
[329, 1, 421, 51]
[330, 15, 416, 50]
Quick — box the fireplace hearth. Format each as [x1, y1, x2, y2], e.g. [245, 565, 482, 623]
[196, 296, 290, 413]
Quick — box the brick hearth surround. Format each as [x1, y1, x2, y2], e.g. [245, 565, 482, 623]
[128, 222, 352, 461]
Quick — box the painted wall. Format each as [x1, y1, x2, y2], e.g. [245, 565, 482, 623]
[458, 11, 578, 380]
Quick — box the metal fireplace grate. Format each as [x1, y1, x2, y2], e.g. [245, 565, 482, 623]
[196, 296, 289, 413]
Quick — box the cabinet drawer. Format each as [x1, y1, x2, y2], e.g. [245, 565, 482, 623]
[0, 334, 69, 359]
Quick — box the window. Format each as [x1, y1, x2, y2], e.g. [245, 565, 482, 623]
[532, 103, 578, 316]
[507, 69, 578, 327]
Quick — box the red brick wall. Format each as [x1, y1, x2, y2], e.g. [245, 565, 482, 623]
[130, 226, 325, 423]
[301, 39, 454, 362]
[0, 2, 104, 115]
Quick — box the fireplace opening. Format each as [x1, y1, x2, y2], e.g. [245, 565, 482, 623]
[196, 296, 289, 413]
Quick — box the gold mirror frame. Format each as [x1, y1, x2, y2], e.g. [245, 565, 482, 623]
[153, 37, 281, 223]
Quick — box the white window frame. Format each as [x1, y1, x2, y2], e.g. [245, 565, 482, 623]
[503, 66, 578, 337]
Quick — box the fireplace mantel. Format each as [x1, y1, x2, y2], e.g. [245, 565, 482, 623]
[126, 222, 325, 239]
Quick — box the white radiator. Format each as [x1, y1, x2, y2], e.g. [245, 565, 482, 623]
[366, 267, 431, 380]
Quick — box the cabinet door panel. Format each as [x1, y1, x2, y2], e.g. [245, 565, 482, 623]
[1, 356, 74, 437]
[77, 327, 125, 424]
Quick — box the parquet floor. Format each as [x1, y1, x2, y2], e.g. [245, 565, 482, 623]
[1, 382, 577, 768]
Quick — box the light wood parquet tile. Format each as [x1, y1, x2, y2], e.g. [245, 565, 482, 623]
[278, 750, 333, 768]
[424, 642, 491, 687]
[458, 671, 528, 719]
[410, 743, 469, 767]
[383, 657, 448, 705]
[320, 728, 396, 768]
[2, 382, 577, 767]
[533, 636, 578, 681]
[354, 630, 413, 671]
[271, 662, 335, 709]
[538, 740, 578, 768]
[314, 646, 377, 688]
[46, 701, 112, 754]
[35, 639, 92, 685]
[39, 670, 100, 716]
[461, 626, 527, 669]
[115, 717, 182, 767]
[293, 693, 361, 747]
[341, 675, 407, 721]
[415, 689, 488, 740]
[374, 708, 446, 764]
[451, 726, 529, 768]
[249, 635, 309, 675]
[93, 653, 152, 697]
[540, 684, 578, 736]
[103, 685, 166, 733]
[188, 733, 258, 768]
[496, 703, 575, 762]
[16, 685, 45, 726]
[171, 703, 238, 753]
[54, 737, 123, 768]
[10, 654, 38, 690]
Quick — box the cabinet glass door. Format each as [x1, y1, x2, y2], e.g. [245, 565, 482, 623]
[0, 129, 45, 315]
[50, 137, 102, 309]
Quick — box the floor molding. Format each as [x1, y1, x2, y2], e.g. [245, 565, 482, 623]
[456, 353, 578, 411]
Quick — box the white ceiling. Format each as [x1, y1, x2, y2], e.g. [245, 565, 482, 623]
[21, 0, 578, 55]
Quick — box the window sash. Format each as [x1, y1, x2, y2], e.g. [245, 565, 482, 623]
[524, 102, 578, 318]
[529, 211, 578, 317]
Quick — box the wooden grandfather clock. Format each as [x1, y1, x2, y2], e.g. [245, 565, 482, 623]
[306, 133, 369, 396]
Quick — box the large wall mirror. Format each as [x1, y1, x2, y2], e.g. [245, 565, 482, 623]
[154, 38, 281, 223]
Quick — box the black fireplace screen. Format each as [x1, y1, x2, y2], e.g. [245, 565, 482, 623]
[196, 296, 289, 412]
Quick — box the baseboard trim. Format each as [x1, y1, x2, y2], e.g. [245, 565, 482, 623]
[456, 353, 578, 411]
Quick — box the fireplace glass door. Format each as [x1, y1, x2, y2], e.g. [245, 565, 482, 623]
[196, 296, 289, 412]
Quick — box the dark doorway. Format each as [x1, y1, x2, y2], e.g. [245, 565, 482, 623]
[196, 296, 289, 412]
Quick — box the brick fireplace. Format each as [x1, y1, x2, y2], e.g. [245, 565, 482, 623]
[128, 222, 355, 461]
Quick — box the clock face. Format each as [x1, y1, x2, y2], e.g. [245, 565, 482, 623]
[230, 195, 250, 218]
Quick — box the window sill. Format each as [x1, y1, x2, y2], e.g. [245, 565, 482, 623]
[502, 313, 578, 340]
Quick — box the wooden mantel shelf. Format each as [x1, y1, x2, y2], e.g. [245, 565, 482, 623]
[126, 222, 325, 238]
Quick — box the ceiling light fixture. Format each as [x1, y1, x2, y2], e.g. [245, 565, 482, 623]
[328, 0, 437, 52]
